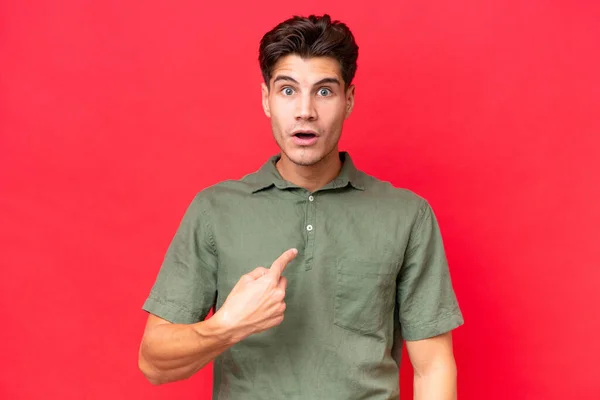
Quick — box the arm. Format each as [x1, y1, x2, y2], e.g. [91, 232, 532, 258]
[138, 314, 235, 385]
[138, 249, 297, 385]
[398, 200, 463, 398]
[406, 332, 457, 400]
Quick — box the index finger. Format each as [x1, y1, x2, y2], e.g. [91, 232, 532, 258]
[268, 248, 298, 280]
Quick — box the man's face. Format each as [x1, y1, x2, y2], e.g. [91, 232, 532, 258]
[262, 54, 355, 166]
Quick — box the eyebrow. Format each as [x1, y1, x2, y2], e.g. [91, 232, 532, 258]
[272, 75, 341, 87]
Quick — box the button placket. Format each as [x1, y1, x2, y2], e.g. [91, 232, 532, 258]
[304, 193, 316, 271]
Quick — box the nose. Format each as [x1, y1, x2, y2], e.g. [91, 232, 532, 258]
[295, 93, 317, 121]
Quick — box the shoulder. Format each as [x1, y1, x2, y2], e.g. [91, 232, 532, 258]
[358, 170, 430, 214]
[188, 171, 261, 210]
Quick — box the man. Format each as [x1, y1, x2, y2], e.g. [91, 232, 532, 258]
[139, 14, 464, 400]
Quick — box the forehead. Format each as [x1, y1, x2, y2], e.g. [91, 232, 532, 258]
[271, 54, 343, 84]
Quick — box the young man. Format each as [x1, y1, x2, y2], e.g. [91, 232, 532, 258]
[139, 14, 464, 400]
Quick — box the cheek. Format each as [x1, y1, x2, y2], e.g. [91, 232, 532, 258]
[271, 111, 286, 129]
[321, 104, 346, 127]
[269, 101, 295, 132]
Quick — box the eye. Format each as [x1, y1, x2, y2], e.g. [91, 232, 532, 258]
[318, 88, 332, 96]
[282, 87, 294, 96]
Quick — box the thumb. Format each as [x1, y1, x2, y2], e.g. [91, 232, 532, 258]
[239, 267, 268, 284]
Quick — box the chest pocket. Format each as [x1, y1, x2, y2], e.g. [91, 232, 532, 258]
[334, 259, 398, 335]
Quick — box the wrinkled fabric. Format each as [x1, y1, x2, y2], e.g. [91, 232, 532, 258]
[142, 152, 464, 399]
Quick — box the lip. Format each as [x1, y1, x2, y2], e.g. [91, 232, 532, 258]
[291, 130, 319, 146]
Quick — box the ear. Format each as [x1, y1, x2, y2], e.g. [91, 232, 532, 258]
[261, 82, 271, 118]
[344, 84, 356, 119]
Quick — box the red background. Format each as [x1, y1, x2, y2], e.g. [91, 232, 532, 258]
[1, 1, 599, 399]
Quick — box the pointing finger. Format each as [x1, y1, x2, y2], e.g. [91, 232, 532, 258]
[269, 248, 298, 280]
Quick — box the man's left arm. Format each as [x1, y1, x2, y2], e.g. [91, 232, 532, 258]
[397, 199, 464, 399]
[406, 332, 457, 400]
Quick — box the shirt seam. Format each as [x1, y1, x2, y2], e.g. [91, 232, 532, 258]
[196, 194, 218, 259]
[405, 198, 430, 258]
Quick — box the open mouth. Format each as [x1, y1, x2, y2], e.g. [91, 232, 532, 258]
[291, 130, 318, 146]
[293, 132, 317, 139]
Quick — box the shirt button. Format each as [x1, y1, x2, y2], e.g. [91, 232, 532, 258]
[308, 195, 314, 202]
[306, 225, 313, 231]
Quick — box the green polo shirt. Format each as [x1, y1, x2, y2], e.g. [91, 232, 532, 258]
[142, 151, 464, 399]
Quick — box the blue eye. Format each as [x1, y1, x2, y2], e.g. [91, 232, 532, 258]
[318, 88, 331, 96]
[282, 87, 294, 96]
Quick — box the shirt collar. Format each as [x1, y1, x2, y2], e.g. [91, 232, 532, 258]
[247, 151, 365, 193]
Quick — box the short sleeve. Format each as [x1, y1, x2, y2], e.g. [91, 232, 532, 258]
[142, 193, 218, 324]
[397, 200, 464, 341]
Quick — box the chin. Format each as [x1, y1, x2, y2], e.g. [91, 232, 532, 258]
[284, 148, 326, 166]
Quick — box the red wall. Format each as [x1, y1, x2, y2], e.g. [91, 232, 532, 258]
[1, 1, 599, 399]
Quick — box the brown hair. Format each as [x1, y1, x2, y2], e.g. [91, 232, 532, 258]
[258, 14, 359, 89]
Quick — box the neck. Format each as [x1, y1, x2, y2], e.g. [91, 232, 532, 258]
[276, 150, 342, 193]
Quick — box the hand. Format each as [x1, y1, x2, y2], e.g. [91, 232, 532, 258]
[214, 248, 298, 343]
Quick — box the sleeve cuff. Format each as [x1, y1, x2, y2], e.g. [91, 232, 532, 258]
[141, 296, 200, 324]
[401, 311, 464, 341]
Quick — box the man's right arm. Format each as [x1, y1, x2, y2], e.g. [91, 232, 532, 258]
[138, 248, 297, 385]
[138, 313, 235, 385]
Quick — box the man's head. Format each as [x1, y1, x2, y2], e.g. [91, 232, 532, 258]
[259, 14, 359, 167]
